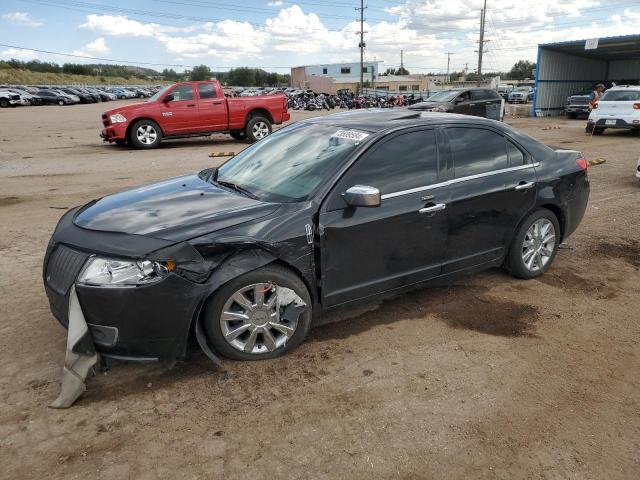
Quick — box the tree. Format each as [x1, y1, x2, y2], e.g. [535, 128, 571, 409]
[189, 64, 212, 81]
[508, 60, 536, 80]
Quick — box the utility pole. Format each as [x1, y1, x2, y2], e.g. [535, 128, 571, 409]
[356, 0, 367, 94]
[446, 52, 454, 83]
[400, 49, 404, 72]
[477, 0, 488, 86]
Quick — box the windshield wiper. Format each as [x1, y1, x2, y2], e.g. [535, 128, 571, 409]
[216, 179, 258, 200]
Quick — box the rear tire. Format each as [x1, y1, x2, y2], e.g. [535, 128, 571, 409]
[593, 127, 605, 135]
[129, 119, 162, 149]
[58, 100, 64, 106]
[245, 116, 272, 143]
[507, 209, 560, 280]
[203, 264, 312, 361]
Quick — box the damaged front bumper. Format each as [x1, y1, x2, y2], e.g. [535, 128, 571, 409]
[100, 123, 127, 143]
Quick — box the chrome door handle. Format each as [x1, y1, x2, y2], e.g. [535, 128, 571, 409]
[419, 203, 446, 214]
[211, 100, 224, 105]
[514, 181, 536, 191]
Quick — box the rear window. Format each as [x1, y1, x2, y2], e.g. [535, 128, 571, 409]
[198, 83, 216, 99]
[601, 90, 640, 101]
[446, 128, 509, 178]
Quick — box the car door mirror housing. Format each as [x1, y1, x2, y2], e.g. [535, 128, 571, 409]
[342, 185, 381, 207]
[163, 93, 174, 102]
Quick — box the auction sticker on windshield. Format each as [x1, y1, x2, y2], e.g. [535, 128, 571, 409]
[331, 129, 370, 142]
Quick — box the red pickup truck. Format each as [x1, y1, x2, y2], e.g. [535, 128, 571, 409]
[100, 80, 290, 148]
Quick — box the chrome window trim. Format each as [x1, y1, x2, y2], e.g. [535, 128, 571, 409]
[381, 162, 540, 200]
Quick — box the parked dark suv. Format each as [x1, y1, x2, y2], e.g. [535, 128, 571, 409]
[408, 88, 503, 118]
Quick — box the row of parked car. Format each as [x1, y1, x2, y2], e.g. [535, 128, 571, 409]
[0, 85, 163, 108]
[496, 84, 535, 103]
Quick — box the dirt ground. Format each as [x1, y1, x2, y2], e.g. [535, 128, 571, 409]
[0, 101, 638, 480]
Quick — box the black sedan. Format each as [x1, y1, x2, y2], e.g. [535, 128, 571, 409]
[44, 111, 589, 365]
[409, 88, 503, 119]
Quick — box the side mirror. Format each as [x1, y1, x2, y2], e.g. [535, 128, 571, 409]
[342, 185, 381, 208]
[163, 93, 174, 103]
[455, 97, 464, 104]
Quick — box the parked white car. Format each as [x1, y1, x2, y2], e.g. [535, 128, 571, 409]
[587, 85, 640, 135]
[636, 158, 640, 181]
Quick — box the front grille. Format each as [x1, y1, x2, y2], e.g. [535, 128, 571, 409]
[45, 245, 89, 296]
[569, 97, 588, 105]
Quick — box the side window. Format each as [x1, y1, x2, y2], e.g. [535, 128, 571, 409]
[471, 90, 488, 100]
[457, 91, 470, 102]
[198, 83, 216, 99]
[448, 128, 509, 178]
[335, 130, 438, 203]
[169, 85, 194, 101]
[506, 140, 525, 166]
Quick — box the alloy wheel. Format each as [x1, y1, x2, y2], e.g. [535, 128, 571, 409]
[136, 125, 158, 145]
[252, 121, 270, 139]
[522, 218, 556, 272]
[219, 283, 298, 355]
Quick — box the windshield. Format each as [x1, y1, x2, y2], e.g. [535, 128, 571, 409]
[214, 123, 367, 202]
[425, 90, 460, 102]
[514, 87, 529, 92]
[601, 90, 640, 101]
[149, 85, 171, 102]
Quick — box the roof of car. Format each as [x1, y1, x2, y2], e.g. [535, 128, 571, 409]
[303, 109, 502, 133]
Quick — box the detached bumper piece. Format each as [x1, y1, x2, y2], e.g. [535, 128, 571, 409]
[50, 286, 98, 409]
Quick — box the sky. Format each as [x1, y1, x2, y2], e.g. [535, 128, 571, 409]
[0, 0, 639, 74]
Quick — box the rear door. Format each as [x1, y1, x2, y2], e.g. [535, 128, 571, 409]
[469, 90, 489, 116]
[319, 128, 449, 307]
[196, 82, 228, 131]
[159, 84, 200, 134]
[441, 126, 537, 273]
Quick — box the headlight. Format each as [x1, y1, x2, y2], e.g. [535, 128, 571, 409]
[77, 257, 174, 287]
[110, 113, 127, 123]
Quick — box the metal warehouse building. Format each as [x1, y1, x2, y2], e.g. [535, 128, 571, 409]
[533, 34, 640, 116]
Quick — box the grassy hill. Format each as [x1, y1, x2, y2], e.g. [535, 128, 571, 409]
[0, 68, 162, 86]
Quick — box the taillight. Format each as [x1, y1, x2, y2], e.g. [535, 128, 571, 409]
[576, 156, 588, 173]
[633, 103, 640, 110]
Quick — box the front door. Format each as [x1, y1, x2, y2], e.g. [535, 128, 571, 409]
[159, 84, 199, 134]
[319, 128, 449, 307]
[196, 82, 228, 131]
[441, 126, 537, 273]
[452, 91, 473, 115]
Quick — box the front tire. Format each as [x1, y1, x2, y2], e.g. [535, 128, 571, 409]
[129, 119, 162, 149]
[245, 116, 272, 143]
[0, 99, 8, 108]
[507, 209, 560, 279]
[203, 264, 312, 361]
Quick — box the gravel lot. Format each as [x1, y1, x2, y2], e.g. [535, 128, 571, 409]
[0, 101, 638, 480]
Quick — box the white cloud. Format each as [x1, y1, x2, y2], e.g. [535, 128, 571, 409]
[0, 47, 37, 60]
[75, 2, 640, 72]
[2, 11, 43, 27]
[72, 37, 111, 57]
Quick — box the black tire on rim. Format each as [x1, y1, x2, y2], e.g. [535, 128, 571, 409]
[593, 127, 605, 135]
[230, 131, 247, 141]
[507, 209, 560, 280]
[129, 119, 162, 149]
[58, 100, 64, 106]
[245, 116, 272, 143]
[567, 113, 577, 119]
[202, 264, 312, 361]
[0, 99, 8, 108]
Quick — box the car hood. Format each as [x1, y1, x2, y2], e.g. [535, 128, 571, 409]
[104, 100, 157, 117]
[73, 173, 280, 242]
[408, 101, 448, 110]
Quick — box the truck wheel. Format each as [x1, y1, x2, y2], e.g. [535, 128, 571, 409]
[567, 113, 577, 119]
[129, 119, 162, 149]
[245, 116, 272, 143]
[593, 127, 605, 135]
[0, 99, 9, 108]
[230, 131, 247, 141]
